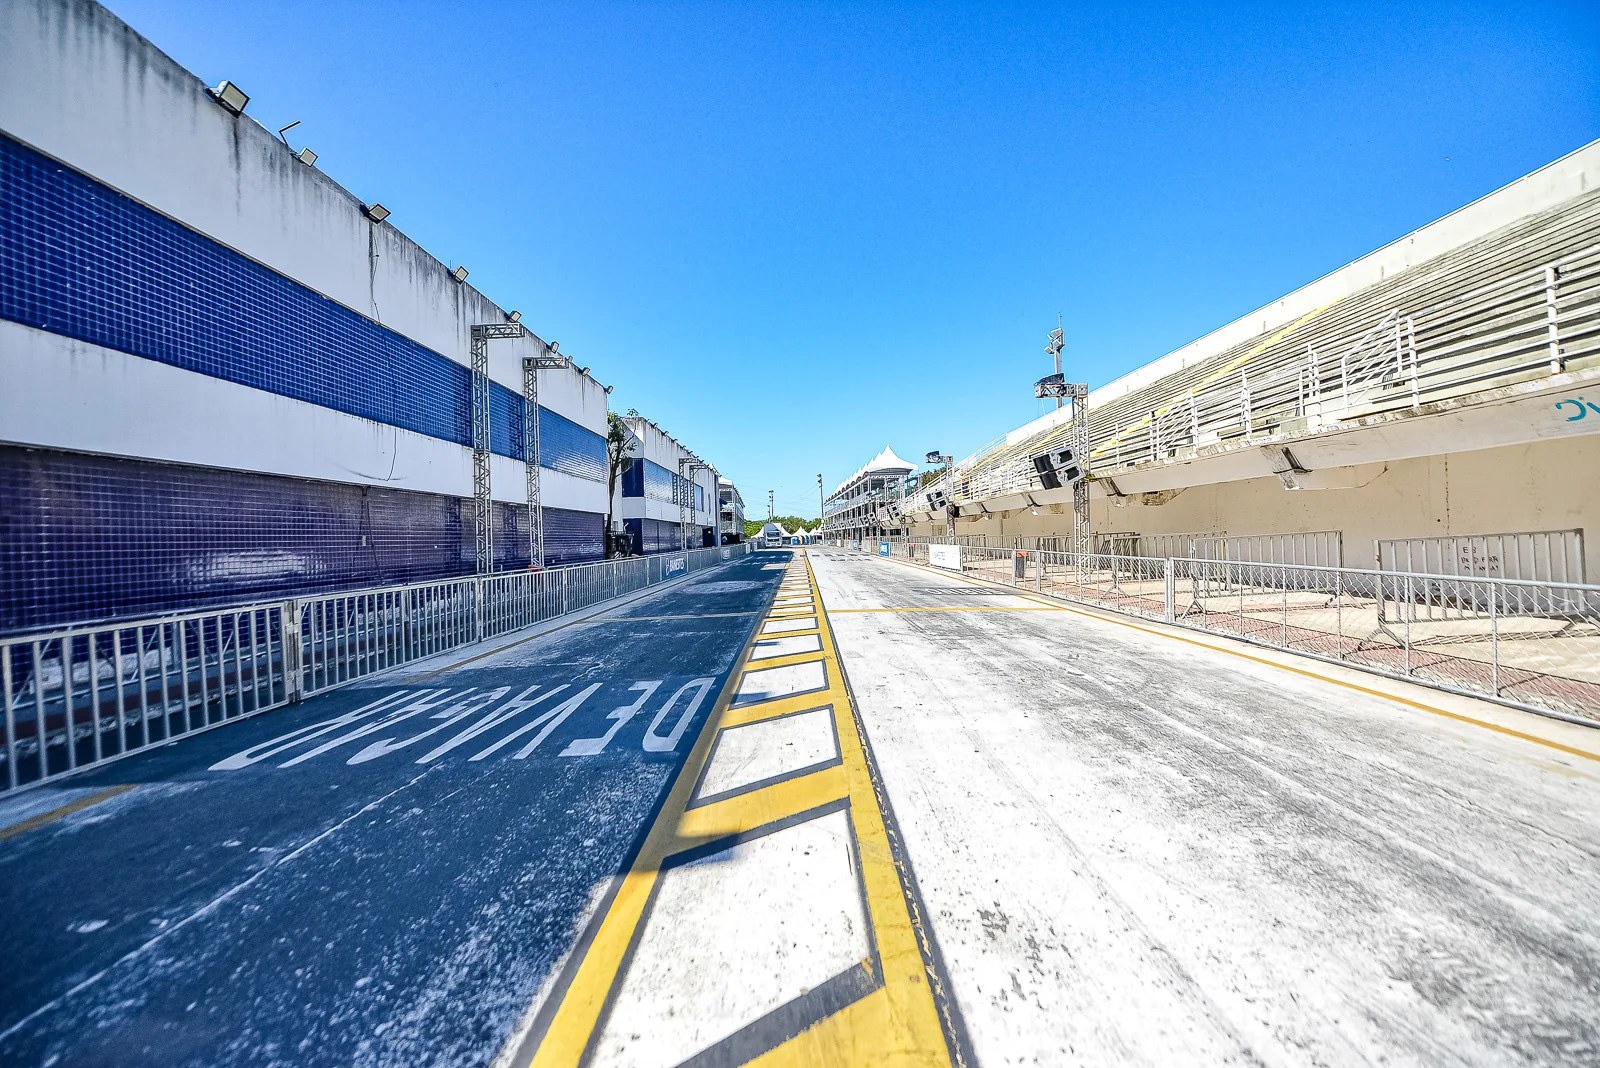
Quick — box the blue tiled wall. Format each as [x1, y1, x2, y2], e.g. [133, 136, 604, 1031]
[620, 519, 716, 556]
[623, 518, 681, 557]
[0, 447, 604, 634]
[0, 132, 604, 477]
[619, 459, 698, 504]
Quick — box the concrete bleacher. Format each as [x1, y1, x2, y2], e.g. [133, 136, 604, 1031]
[911, 141, 1600, 542]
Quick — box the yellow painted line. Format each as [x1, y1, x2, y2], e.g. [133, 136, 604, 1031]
[880, 556, 1600, 765]
[678, 765, 849, 841]
[830, 605, 1063, 614]
[521, 554, 958, 1067]
[0, 784, 137, 841]
[735, 649, 831, 672]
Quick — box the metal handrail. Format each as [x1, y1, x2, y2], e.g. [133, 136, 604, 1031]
[865, 537, 1600, 725]
[0, 543, 755, 794]
[909, 207, 1600, 512]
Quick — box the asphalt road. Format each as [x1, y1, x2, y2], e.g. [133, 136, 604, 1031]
[0, 553, 783, 1068]
[812, 548, 1600, 1068]
[9, 545, 1600, 1068]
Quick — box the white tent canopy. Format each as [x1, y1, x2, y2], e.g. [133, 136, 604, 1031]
[831, 445, 918, 497]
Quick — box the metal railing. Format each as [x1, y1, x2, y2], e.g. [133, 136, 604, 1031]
[914, 220, 1600, 514]
[0, 544, 754, 794]
[857, 538, 1600, 726]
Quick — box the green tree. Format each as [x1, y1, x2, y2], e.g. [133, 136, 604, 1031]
[744, 516, 820, 538]
[605, 412, 636, 555]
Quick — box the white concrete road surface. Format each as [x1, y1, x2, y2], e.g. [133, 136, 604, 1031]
[811, 548, 1600, 1067]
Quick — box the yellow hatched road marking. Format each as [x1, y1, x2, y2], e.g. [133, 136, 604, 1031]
[519, 554, 960, 1067]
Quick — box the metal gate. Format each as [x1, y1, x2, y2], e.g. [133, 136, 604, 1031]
[1377, 529, 1589, 620]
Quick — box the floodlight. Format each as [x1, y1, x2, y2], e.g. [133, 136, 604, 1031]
[507, 309, 521, 323]
[452, 266, 469, 283]
[297, 147, 318, 166]
[211, 81, 249, 114]
[364, 203, 391, 223]
[550, 341, 561, 354]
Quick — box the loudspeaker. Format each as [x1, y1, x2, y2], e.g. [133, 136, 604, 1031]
[1032, 447, 1085, 490]
[926, 489, 948, 511]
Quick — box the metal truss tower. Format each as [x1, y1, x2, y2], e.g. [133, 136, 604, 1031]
[1069, 385, 1091, 559]
[469, 325, 499, 576]
[522, 343, 570, 570]
[678, 458, 706, 552]
[471, 323, 566, 576]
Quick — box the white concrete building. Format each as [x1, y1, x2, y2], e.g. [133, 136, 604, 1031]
[611, 415, 720, 555]
[0, 0, 613, 632]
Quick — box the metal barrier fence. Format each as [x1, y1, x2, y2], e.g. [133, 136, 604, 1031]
[0, 544, 753, 794]
[855, 538, 1600, 726]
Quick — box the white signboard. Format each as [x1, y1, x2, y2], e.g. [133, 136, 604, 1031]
[928, 544, 962, 571]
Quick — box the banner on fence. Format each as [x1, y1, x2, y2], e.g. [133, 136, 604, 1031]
[879, 541, 891, 557]
[666, 556, 687, 577]
[929, 544, 962, 571]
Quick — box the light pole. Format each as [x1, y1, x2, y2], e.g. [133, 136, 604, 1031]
[1034, 327, 1092, 562]
[1046, 324, 1066, 410]
[817, 474, 824, 543]
[925, 451, 953, 539]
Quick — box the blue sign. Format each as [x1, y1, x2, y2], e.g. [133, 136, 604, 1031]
[879, 540, 891, 556]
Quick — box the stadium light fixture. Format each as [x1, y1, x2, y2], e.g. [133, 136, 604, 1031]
[297, 147, 318, 167]
[364, 203, 391, 223]
[453, 266, 470, 283]
[210, 81, 250, 114]
[507, 310, 521, 323]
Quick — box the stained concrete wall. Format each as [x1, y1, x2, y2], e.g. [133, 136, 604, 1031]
[915, 434, 1600, 581]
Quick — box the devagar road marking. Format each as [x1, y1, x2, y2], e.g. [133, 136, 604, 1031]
[509, 557, 966, 1068]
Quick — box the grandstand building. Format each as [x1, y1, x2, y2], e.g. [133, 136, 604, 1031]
[612, 415, 720, 555]
[907, 141, 1600, 581]
[0, 0, 613, 634]
[822, 446, 918, 542]
[718, 478, 746, 544]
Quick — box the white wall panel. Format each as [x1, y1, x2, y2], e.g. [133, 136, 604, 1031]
[0, 320, 605, 512]
[0, 0, 606, 429]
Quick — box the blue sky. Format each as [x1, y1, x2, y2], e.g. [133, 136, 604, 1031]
[113, 0, 1599, 518]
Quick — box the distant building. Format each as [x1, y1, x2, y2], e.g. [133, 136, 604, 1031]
[0, 0, 612, 633]
[822, 446, 919, 542]
[718, 478, 746, 544]
[612, 415, 720, 555]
